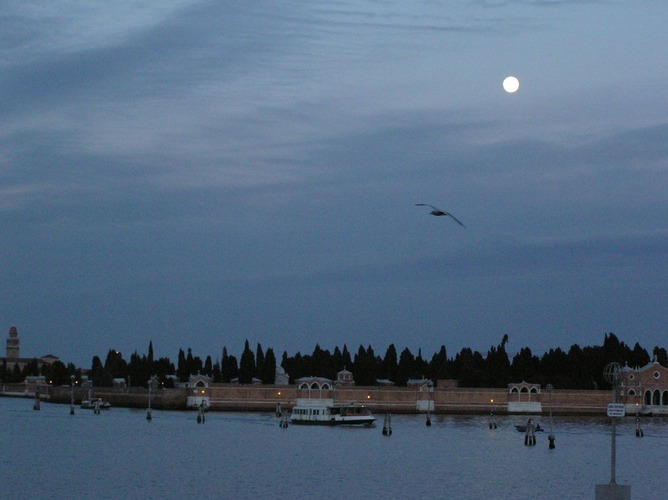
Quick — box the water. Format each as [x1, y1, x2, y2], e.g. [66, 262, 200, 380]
[2, 397, 666, 499]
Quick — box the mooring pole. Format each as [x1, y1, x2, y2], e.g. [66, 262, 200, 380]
[69, 375, 75, 415]
[610, 380, 617, 484]
[546, 384, 555, 449]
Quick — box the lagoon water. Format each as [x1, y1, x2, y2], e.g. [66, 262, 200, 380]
[1, 397, 666, 499]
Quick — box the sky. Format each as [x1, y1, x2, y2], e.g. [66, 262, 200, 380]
[2, 0, 668, 368]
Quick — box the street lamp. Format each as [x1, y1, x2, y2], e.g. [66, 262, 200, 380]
[489, 398, 497, 429]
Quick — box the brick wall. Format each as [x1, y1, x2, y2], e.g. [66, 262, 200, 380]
[1, 383, 613, 415]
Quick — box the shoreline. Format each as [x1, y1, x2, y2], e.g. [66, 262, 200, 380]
[1, 382, 651, 417]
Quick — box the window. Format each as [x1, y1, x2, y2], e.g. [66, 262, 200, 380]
[653, 371, 661, 379]
[628, 389, 636, 396]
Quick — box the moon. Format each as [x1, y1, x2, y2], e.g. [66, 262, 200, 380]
[503, 76, 520, 93]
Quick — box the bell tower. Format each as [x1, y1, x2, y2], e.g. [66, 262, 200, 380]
[6, 326, 19, 359]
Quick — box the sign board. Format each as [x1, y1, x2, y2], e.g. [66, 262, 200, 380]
[607, 403, 625, 417]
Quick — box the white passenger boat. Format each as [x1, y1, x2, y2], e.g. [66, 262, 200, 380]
[290, 398, 375, 426]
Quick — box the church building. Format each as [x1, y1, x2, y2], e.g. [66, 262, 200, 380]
[0, 326, 60, 374]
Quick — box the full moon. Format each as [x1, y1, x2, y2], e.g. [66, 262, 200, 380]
[502, 76, 520, 93]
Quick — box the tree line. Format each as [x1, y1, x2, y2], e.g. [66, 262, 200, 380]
[3, 333, 666, 390]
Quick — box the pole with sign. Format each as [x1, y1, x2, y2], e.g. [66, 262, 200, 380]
[595, 363, 631, 500]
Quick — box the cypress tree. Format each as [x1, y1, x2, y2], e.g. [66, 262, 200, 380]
[147, 340, 154, 373]
[263, 348, 277, 384]
[256, 343, 265, 381]
[239, 340, 255, 384]
[430, 345, 447, 382]
[396, 347, 416, 386]
[221, 347, 231, 382]
[176, 349, 187, 381]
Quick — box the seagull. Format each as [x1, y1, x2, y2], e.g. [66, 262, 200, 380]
[415, 204, 466, 228]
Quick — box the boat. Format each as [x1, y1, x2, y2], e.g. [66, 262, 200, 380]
[290, 398, 375, 426]
[80, 397, 111, 410]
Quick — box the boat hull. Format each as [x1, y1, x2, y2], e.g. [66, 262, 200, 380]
[290, 417, 376, 426]
[80, 399, 111, 410]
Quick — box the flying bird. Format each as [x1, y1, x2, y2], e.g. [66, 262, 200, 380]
[415, 204, 466, 228]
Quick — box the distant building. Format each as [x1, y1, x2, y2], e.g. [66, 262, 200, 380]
[0, 326, 60, 375]
[188, 374, 213, 388]
[620, 357, 668, 415]
[7, 326, 19, 358]
[187, 374, 212, 409]
[507, 381, 542, 414]
[407, 378, 433, 391]
[295, 376, 333, 398]
[336, 368, 354, 385]
[275, 365, 289, 385]
[112, 378, 127, 389]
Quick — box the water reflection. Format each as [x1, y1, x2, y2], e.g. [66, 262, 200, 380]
[1, 398, 666, 499]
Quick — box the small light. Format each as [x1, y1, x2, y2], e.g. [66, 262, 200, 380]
[367, 395, 371, 399]
[490, 399, 494, 404]
[277, 391, 282, 396]
[201, 390, 205, 394]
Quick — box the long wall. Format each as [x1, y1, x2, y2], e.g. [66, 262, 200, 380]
[1, 383, 614, 415]
[203, 384, 612, 415]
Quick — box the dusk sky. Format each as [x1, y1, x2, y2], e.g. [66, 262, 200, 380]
[2, 1, 667, 367]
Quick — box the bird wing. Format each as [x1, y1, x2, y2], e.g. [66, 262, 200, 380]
[415, 203, 440, 211]
[446, 213, 467, 228]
